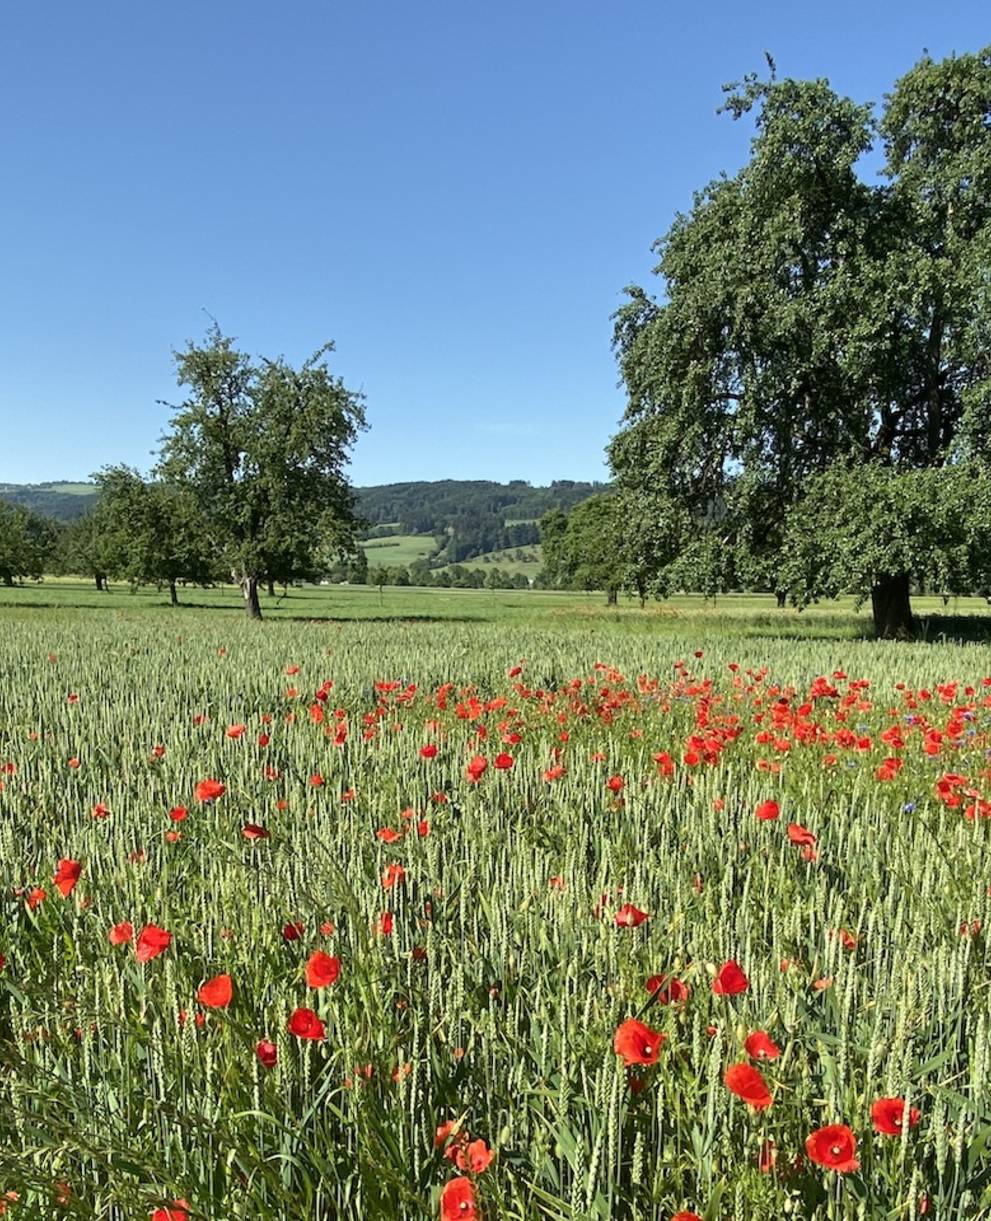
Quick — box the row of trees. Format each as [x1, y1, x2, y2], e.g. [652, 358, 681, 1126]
[0, 502, 59, 586]
[1, 328, 367, 617]
[368, 563, 531, 590]
[597, 44, 991, 637]
[540, 470, 991, 625]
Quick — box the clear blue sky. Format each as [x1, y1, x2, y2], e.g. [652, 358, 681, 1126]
[1, 2, 986, 487]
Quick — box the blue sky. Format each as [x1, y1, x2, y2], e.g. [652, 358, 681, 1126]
[1, 2, 987, 487]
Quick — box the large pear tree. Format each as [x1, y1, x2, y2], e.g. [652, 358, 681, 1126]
[610, 47, 991, 637]
[157, 326, 366, 618]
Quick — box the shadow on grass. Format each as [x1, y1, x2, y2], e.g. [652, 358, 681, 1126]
[912, 614, 991, 644]
[0, 596, 488, 625]
[177, 601, 488, 624]
[736, 612, 991, 645]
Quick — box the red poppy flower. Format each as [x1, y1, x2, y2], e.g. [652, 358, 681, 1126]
[194, 778, 225, 803]
[376, 826, 402, 843]
[440, 1177, 478, 1220]
[871, 1097, 920, 1135]
[744, 1030, 780, 1060]
[435, 1119, 459, 1149]
[613, 1018, 665, 1066]
[787, 823, 816, 845]
[466, 755, 488, 783]
[758, 1140, 776, 1172]
[671, 1214, 703, 1221]
[53, 858, 82, 898]
[420, 744, 438, 758]
[493, 753, 514, 770]
[305, 951, 341, 988]
[92, 803, 110, 819]
[169, 806, 188, 823]
[456, 1138, 494, 1174]
[135, 924, 172, 963]
[151, 1200, 189, 1221]
[805, 1124, 859, 1172]
[724, 1063, 773, 1109]
[712, 960, 749, 995]
[256, 1039, 278, 1069]
[282, 921, 304, 942]
[606, 774, 625, 794]
[241, 823, 270, 840]
[756, 800, 780, 821]
[615, 903, 648, 928]
[197, 973, 232, 1009]
[645, 974, 689, 1004]
[27, 886, 47, 909]
[382, 863, 406, 890]
[226, 724, 246, 739]
[108, 921, 134, 945]
[287, 1007, 325, 1040]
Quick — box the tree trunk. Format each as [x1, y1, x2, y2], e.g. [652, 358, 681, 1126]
[871, 574, 914, 639]
[775, 589, 787, 608]
[2, 573, 13, 587]
[95, 573, 106, 592]
[169, 580, 179, 607]
[606, 588, 618, 606]
[267, 578, 276, 597]
[240, 575, 262, 620]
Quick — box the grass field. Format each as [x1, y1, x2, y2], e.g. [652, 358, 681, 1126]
[435, 546, 543, 580]
[360, 535, 439, 568]
[2, 586, 991, 1218]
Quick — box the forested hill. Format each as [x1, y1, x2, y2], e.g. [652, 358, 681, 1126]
[359, 479, 604, 531]
[0, 482, 99, 520]
[1, 478, 606, 547]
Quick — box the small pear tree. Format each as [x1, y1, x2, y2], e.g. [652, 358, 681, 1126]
[157, 326, 366, 618]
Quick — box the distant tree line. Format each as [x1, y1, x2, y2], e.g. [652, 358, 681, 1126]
[367, 563, 531, 590]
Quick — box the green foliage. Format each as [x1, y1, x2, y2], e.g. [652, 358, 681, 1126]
[537, 508, 568, 587]
[540, 495, 627, 601]
[0, 501, 58, 585]
[782, 463, 991, 607]
[157, 326, 366, 617]
[93, 466, 216, 601]
[610, 46, 991, 633]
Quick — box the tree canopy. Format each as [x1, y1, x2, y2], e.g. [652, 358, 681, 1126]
[0, 501, 58, 586]
[93, 466, 215, 604]
[157, 326, 366, 618]
[539, 494, 627, 603]
[610, 46, 991, 636]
